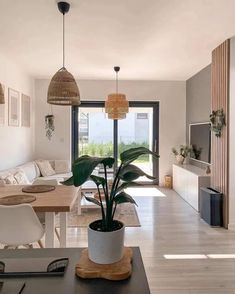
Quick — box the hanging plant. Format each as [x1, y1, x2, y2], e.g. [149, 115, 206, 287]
[45, 114, 55, 140]
[210, 109, 226, 137]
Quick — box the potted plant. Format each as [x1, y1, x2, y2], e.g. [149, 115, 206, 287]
[172, 145, 191, 164]
[62, 147, 159, 264]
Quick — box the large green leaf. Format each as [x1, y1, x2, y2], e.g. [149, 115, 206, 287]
[90, 175, 106, 187]
[61, 176, 74, 186]
[116, 181, 142, 193]
[114, 191, 137, 206]
[120, 147, 159, 165]
[119, 164, 155, 182]
[85, 196, 101, 207]
[74, 155, 114, 167]
[72, 155, 115, 186]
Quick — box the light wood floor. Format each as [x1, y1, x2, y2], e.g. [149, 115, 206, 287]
[49, 188, 235, 293]
[21, 188, 235, 294]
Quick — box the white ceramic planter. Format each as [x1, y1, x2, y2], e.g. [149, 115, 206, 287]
[88, 221, 125, 264]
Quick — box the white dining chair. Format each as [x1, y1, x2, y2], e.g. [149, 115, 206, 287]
[0, 204, 45, 249]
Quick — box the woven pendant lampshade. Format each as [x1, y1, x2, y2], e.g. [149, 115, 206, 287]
[47, 2, 80, 106]
[47, 67, 80, 105]
[105, 93, 128, 118]
[108, 112, 126, 120]
[0, 83, 5, 104]
[105, 67, 129, 120]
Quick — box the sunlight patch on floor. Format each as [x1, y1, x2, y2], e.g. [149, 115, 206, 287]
[164, 254, 207, 259]
[207, 254, 235, 259]
[125, 187, 166, 197]
[164, 254, 235, 260]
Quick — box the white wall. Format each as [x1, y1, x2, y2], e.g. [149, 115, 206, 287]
[229, 37, 235, 228]
[0, 53, 34, 171]
[34, 79, 186, 185]
[34, 80, 72, 161]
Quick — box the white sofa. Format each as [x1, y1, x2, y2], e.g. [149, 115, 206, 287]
[0, 160, 72, 185]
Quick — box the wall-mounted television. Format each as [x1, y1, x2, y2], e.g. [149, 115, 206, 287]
[189, 122, 211, 164]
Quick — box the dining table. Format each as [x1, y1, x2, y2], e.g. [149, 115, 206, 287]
[0, 185, 81, 248]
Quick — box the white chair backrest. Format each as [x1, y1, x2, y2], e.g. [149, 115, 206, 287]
[0, 204, 44, 246]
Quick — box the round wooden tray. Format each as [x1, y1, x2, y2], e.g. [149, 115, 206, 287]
[0, 194, 36, 205]
[76, 247, 133, 280]
[22, 185, 56, 193]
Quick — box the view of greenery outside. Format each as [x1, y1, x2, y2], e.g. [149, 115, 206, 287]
[79, 141, 150, 162]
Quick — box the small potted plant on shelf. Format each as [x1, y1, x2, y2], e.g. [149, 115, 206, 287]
[172, 145, 191, 165]
[62, 147, 159, 264]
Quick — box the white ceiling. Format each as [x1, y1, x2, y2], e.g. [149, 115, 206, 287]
[0, 0, 235, 80]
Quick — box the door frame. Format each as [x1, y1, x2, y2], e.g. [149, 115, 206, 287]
[72, 101, 159, 184]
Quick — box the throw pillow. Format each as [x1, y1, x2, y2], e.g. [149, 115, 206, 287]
[5, 174, 18, 185]
[54, 160, 70, 174]
[14, 170, 30, 184]
[36, 160, 56, 177]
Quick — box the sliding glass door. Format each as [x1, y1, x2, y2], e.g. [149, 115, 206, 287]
[118, 106, 154, 182]
[72, 101, 159, 184]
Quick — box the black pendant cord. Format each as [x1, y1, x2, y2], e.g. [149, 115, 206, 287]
[116, 71, 118, 94]
[114, 66, 120, 94]
[63, 13, 65, 68]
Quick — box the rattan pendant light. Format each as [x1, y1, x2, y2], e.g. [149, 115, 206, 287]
[105, 67, 129, 120]
[0, 83, 5, 104]
[47, 2, 80, 106]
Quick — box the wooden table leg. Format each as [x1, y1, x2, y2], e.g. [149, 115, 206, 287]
[45, 212, 55, 248]
[77, 189, 81, 215]
[60, 212, 67, 248]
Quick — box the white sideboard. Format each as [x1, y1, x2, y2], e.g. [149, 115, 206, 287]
[173, 164, 210, 211]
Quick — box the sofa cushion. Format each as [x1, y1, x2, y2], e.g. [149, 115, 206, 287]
[0, 171, 12, 181]
[36, 160, 56, 177]
[54, 160, 70, 174]
[5, 174, 18, 185]
[14, 170, 30, 184]
[16, 161, 41, 183]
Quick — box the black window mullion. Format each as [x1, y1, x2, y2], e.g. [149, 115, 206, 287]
[113, 119, 118, 171]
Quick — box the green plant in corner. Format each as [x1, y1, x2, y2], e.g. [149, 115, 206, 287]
[62, 147, 159, 232]
[210, 108, 226, 137]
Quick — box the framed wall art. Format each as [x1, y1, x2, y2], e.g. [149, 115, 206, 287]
[8, 88, 20, 127]
[0, 84, 5, 126]
[21, 94, 30, 127]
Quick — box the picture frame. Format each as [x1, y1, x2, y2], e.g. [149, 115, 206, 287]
[0, 84, 6, 126]
[21, 94, 30, 127]
[8, 88, 20, 127]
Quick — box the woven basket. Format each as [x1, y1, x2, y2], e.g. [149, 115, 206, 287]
[47, 67, 80, 106]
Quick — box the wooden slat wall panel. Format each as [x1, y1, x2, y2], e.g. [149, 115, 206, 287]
[211, 39, 229, 228]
